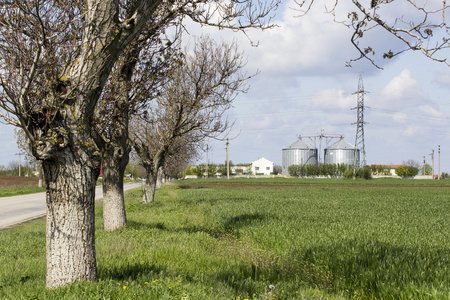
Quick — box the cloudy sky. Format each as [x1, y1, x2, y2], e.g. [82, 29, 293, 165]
[188, 0, 450, 173]
[0, 0, 449, 174]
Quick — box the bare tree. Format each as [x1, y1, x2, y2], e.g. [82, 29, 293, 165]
[403, 159, 421, 169]
[0, 0, 278, 288]
[94, 0, 279, 231]
[295, 1, 450, 68]
[0, 0, 184, 288]
[93, 29, 178, 231]
[90, 0, 190, 232]
[15, 128, 44, 186]
[14, 128, 34, 169]
[163, 137, 200, 179]
[132, 36, 251, 203]
[164, 146, 198, 178]
[157, 134, 201, 186]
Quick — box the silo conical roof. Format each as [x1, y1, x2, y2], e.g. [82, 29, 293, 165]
[283, 138, 315, 150]
[327, 138, 355, 150]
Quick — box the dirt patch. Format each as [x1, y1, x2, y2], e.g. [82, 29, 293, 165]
[0, 176, 39, 188]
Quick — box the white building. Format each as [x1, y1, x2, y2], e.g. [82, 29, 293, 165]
[251, 157, 274, 175]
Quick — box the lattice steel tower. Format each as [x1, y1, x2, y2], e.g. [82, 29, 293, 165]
[352, 73, 368, 168]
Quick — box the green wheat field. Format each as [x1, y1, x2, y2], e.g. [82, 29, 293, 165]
[0, 178, 449, 299]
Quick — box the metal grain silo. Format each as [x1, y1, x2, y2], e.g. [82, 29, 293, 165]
[282, 138, 318, 175]
[324, 138, 359, 165]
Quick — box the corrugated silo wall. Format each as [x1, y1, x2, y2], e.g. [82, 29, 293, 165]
[282, 149, 318, 175]
[324, 149, 359, 165]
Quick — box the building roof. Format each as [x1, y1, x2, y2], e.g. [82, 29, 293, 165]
[283, 138, 315, 150]
[327, 138, 355, 150]
[251, 157, 274, 165]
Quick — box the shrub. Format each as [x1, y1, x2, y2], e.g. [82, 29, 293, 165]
[288, 164, 302, 176]
[343, 166, 372, 179]
[357, 166, 372, 179]
[289, 164, 352, 177]
[343, 168, 354, 179]
[395, 165, 419, 177]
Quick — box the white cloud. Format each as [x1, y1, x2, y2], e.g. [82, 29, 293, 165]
[377, 69, 428, 108]
[392, 112, 407, 123]
[243, 2, 359, 76]
[404, 126, 420, 137]
[312, 89, 354, 110]
[418, 105, 444, 118]
[381, 70, 418, 98]
[433, 68, 450, 89]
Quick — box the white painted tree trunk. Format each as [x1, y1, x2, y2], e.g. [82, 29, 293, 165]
[143, 171, 157, 204]
[101, 149, 127, 231]
[43, 152, 100, 288]
[156, 167, 163, 188]
[38, 161, 44, 188]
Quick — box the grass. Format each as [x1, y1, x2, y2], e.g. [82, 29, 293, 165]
[183, 176, 450, 186]
[0, 185, 46, 197]
[0, 178, 449, 299]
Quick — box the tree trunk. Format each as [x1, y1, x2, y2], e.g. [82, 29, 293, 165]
[38, 161, 44, 188]
[143, 170, 157, 204]
[43, 152, 100, 288]
[101, 147, 128, 231]
[156, 167, 163, 188]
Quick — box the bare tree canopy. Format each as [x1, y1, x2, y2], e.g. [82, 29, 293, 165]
[295, 0, 450, 68]
[131, 36, 250, 203]
[92, 28, 181, 231]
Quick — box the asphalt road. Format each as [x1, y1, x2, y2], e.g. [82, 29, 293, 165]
[0, 182, 143, 230]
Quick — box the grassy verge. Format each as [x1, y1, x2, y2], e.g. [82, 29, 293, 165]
[0, 179, 448, 299]
[0, 185, 46, 197]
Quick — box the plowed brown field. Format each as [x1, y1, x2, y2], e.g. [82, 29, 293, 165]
[0, 176, 39, 188]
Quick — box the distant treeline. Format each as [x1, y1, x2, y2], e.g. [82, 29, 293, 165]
[288, 163, 376, 179]
[0, 162, 36, 177]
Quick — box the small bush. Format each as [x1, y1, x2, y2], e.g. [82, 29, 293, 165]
[289, 164, 351, 177]
[343, 169, 354, 179]
[343, 166, 372, 179]
[395, 165, 419, 177]
[357, 166, 372, 179]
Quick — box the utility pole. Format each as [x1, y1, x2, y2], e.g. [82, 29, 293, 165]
[423, 156, 426, 175]
[438, 145, 440, 180]
[15, 152, 23, 176]
[430, 149, 434, 179]
[352, 73, 369, 173]
[205, 145, 209, 178]
[226, 138, 230, 180]
[319, 129, 323, 164]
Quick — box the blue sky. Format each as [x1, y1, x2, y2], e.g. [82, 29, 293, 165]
[0, 0, 449, 174]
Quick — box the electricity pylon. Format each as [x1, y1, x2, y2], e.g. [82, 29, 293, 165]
[352, 73, 368, 169]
